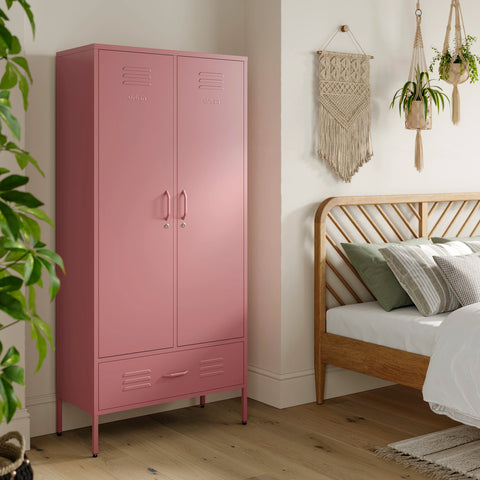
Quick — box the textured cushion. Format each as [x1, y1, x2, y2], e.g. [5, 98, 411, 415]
[379, 241, 473, 316]
[433, 252, 480, 306]
[342, 238, 431, 312]
[432, 236, 480, 244]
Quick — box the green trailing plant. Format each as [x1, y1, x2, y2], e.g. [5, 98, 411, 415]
[390, 70, 450, 120]
[0, 0, 64, 424]
[430, 35, 480, 84]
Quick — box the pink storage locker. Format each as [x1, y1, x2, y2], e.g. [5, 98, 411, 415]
[55, 44, 247, 457]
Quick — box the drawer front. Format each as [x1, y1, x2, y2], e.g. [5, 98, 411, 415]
[99, 342, 244, 410]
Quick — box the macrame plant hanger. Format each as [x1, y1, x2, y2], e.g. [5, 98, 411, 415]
[442, 0, 468, 124]
[406, 1, 431, 172]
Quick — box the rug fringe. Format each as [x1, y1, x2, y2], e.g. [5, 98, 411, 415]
[376, 447, 475, 480]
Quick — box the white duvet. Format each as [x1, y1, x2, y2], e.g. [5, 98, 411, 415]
[423, 302, 480, 428]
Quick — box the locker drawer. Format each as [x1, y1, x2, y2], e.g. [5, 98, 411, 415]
[99, 342, 244, 410]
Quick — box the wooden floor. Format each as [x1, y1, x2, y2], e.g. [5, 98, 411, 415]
[29, 385, 458, 480]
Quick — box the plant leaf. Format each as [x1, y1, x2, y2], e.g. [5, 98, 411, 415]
[0, 275, 23, 291]
[1, 346, 19, 366]
[0, 104, 20, 139]
[11, 56, 32, 83]
[0, 62, 16, 89]
[0, 377, 20, 423]
[2, 365, 24, 385]
[0, 200, 19, 239]
[38, 257, 60, 300]
[30, 322, 46, 372]
[37, 248, 65, 273]
[0, 190, 43, 208]
[19, 207, 53, 227]
[0, 291, 29, 319]
[26, 256, 41, 286]
[0, 174, 28, 191]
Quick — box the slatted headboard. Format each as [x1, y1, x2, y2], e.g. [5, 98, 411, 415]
[314, 193, 480, 335]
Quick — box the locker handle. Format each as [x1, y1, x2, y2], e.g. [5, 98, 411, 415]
[164, 190, 171, 221]
[180, 189, 188, 220]
[162, 369, 189, 378]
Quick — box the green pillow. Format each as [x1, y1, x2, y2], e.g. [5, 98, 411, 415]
[432, 236, 480, 244]
[342, 238, 431, 311]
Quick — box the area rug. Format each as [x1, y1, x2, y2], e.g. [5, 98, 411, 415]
[376, 425, 480, 479]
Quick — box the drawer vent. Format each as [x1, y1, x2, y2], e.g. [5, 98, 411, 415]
[122, 368, 152, 391]
[122, 66, 152, 86]
[198, 72, 224, 91]
[200, 356, 224, 378]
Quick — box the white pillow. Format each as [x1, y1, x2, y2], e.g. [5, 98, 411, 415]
[379, 241, 473, 316]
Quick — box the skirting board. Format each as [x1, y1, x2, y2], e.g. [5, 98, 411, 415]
[247, 365, 392, 409]
[0, 408, 30, 450]
[27, 390, 240, 438]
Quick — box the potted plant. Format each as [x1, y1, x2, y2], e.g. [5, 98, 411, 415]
[0, 0, 63, 475]
[390, 70, 450, 130]
[430, 35, 480, 86]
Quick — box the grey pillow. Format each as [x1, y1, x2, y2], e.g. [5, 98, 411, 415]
[434, 252, 480, 306]
[342, 238, 430, 312]
[379, 241, 473, 316]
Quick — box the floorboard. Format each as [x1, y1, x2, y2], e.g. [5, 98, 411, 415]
[28, 385, 458, 480]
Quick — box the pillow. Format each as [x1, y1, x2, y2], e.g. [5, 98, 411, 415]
[379, 241, 473, 316]
[432, 236, 480, 244]
[433, 252, 480, 306]
[463, 240, 480, 253]
[341, 238, 431, 311]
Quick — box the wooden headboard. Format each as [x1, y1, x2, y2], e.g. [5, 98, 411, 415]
[314, 192, 480, 333]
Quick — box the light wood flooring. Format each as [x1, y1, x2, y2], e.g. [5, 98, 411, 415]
[29, 385, 458, 480]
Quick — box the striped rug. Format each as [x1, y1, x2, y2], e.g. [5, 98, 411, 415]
[377, 425, 480, 479]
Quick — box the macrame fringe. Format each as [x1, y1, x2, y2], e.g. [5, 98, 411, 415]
[376, 447, 475, 480]
[452, 83, 461, 125]
[318, 104, 372, 183]
[415, 129, 423, 172]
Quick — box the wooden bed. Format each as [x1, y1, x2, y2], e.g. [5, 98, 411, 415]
[314, 192, 480, 404]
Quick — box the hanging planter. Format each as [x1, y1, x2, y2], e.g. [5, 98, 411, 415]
[429, 0, 480, 124]
[390, 2, 449, 172]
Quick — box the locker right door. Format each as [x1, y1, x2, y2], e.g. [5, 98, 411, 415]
[177, 56, 245, 346]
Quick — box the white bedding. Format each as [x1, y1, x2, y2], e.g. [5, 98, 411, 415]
[423, 303, 480, 428]
[326, 301, 448, 356]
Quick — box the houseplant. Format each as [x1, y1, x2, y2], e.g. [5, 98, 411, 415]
[390, 69, 450, 129]
[430, 35, 480, 85]
[0, 0, 63, 429]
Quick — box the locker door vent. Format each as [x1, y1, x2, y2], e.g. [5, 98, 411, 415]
[199, 357, 224, 378]
[122, 368, 152, 391]
[122, 66, 152, 86]
[198, 72, 224, 91]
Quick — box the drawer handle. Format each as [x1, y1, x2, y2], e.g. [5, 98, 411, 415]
[163, 369, 189, 378]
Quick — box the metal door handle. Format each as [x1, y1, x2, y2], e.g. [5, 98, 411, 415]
[180, 189, 188, 220]
[164, 190, 171, 221]
[162, 369, 189, 378]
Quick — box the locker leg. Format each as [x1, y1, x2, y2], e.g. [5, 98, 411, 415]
[241, 387, 248, 425]
[200, 395, 206, 408]
[56, 397, 62, 436]
[92, 414, 99, 457]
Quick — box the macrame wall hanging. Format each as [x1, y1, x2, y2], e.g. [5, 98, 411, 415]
[317, 25, 373, 183]
[441, 0, 469, 124]
[405, 1, 431, 172]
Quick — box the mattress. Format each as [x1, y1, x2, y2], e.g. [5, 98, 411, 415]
[326, 301, 448, 356]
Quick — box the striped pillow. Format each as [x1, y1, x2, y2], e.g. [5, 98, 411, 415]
[379, 241, 473, 316]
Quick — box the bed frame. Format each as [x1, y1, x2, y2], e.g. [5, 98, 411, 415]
[314, 192, 480, 404]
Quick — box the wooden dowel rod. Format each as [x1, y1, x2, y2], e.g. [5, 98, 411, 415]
[316, 50, 374, 59]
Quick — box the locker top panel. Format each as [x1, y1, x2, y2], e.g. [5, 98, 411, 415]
[56, 43, 247, 63]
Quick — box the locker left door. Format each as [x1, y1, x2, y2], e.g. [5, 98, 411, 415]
[98, 50, 175, 357]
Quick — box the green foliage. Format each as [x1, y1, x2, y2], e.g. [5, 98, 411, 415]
[430, 35, 480, 84]
[0, 0, 63, 423]
[390, 70, 450, 120]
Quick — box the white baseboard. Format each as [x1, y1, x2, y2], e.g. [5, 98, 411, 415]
[0, 408, 30, 450]
[248, 365, 392, 408]
[27, 390, 240, 438]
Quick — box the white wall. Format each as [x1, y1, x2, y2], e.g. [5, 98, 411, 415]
[245, 0, 283, 406]
[23, 0, 247, 437]
[279, 0, 480, 406]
